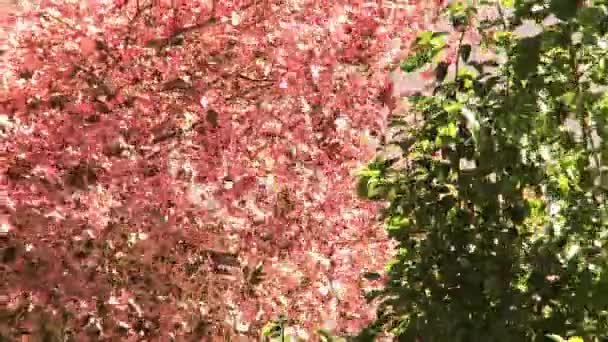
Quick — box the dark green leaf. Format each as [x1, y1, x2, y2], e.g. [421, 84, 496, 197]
[318, 329, 334, 342]
[513, 36, 541, 78]
[550, 0, 580, 21]
[460, 44, 472, 62]
[356, 177, 371, 198]
[578, 7, 605, 28]
[435, 61, 450, 83]
[362, 272, 382, 280]
[401, 52, 429, 73]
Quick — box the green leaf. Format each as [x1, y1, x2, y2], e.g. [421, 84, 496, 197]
[356, 177, 371, 198]
[558, 174, 570, 194]
[546, 334, 566, 342]
[578, 7, 605, 28]
[567, 337, 584, 342]
[560, 92, 576, 106]
[356, 169, 381, 178]
[500, 0, 514, 7]
[435, 61, 449, 83]
[443, 101, 463, 114]
[367, 179, 383, 198]
[318, 330, 347, 342]
[438, 122, 458, 138]
[550, 0, 580, 21]
[362, 272, 382, 280]
[460, 44, 472, 62]
[261, 322, 282, 337]
[416, 31, 435, 46]
[513, 36, 541, 78]
[401, 53, 426, 73]
[451, 13, 469, 31]
[430, 36, 447, 49]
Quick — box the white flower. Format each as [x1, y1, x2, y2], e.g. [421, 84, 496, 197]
[231, 11, 241, 26]
[0, 220, 11, 234]
[200, 96, 209, 108]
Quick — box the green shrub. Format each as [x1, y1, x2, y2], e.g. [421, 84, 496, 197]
[357, 1, 608, 341]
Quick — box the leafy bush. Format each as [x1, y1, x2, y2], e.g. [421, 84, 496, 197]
[357, 0, 608, 341]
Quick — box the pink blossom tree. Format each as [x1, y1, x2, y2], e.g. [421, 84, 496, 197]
[0, 0, 442, 339]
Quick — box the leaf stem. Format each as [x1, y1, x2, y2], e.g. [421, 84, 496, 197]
[454, 30, 466, 82]
[496, 0, 511, 98]
[569, 30, 603, 195]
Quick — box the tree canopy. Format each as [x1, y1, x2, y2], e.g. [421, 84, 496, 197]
[0, 0, 442, 339]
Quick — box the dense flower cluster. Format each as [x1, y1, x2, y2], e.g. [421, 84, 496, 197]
[0, 0, 442, 339]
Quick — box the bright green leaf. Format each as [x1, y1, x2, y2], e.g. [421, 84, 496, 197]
[356, 169, 381, 178]
[500, 0, 514, 7]
[438, 122, 458, 138]
[430, 36, 447, 49]
[261, 322, 282, 337]
[558, 174, 570, 194]
[443, 101, 463, 114]
[567, 337, 584, 342]
[560, 92, 576, 106]
[416, 31, 435, 45]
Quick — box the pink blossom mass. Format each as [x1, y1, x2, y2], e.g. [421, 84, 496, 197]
[0, 0, 444, 339]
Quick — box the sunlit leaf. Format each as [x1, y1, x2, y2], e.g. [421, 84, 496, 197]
[546, 334, 566, 342]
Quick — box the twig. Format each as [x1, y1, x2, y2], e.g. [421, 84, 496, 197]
[173, 17, 218, 36]
[223, 83, 272, 102]
[237, 73, 273, 83]
[496, 0, 509, 30]
[571, 45, 603, 194]
[496, 0, 511, 97]
[40, 12, 83, 34]
[454, 30, 466, 81]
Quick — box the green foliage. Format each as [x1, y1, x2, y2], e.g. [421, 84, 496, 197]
[401, 31, 448, 72]
[358, 0, 608, 341]
[261, 320, 284, 340]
